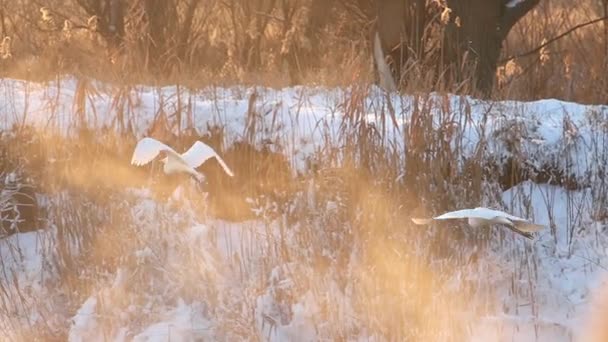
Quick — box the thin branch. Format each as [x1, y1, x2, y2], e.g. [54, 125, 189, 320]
[500, 15, 608, 64]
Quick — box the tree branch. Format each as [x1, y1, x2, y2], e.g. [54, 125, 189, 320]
[500, 15, 608, 64]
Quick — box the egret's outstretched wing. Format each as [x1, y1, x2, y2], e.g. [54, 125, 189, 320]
[474, 207, 527, 221]
[411, 206, 544, 239]
[181, 141, 234, 177]
[411, 209, 477, 225]
[131, 137, 179, 166]
[433, 209, 480, 220]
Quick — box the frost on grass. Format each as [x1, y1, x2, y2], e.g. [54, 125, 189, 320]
[0, 79, 608, 341]
[0, 228, 59, 338]
[1, 78, 605, 181]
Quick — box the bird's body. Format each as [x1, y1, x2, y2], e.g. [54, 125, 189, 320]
[411, 207, 545, 239]
[161, 150, 201, 180]
[131, 137, 234, 182]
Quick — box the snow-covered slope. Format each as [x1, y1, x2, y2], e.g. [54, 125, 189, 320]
[0, 78, 607, 341]
[1, 78, 605, 180]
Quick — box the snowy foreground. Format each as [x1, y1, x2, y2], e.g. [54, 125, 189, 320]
[1, 78, 608, 341]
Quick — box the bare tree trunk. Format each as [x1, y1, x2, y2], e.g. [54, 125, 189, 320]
[141, 0, 181, 71]
[144, 0, 168, 63]
[177, 0, 202, 61]
[374, 0, 540, 96]
[108, 0, 125, 47]
[0, 0, 6, 38]
[75, 0, 126, 49]
[409, 0, 426, 61]
[375, 0, 406, 85]
[603, 0, 608, 99]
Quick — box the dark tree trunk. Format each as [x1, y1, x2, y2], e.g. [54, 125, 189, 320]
[444, 0, 540, 94]
[375, 0, 420, 83]
[143, 0, 171, 66]
[375, 0, 427, 84]
[108, 0, 125, 47]
[177, 0, 202, 61]
[0, 1, 7, 38]
[375, 0, 540, 96]
[75, 0, 125, 48]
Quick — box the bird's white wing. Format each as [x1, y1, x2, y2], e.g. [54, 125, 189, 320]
[473, 207, 545, 232]
[131, 137, 180, 166]
[433, 208, 482, 220]
[413, 207, 542, 223]
[411, 209, 482, 224]
[473, 207, 527, 221]
[181, 141, 234, 177]
[475, 207, 542, 225]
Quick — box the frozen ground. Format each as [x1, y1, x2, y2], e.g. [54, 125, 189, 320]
[1, 78, 605, 180]
[0, 78, 607, 341]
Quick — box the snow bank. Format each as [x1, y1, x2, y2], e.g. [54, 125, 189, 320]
[132, 300, 213, 342]
[0, 227, 57, 333]
[1, 78, 608, 341]
[469, 181, 608, 341]
[61, 180, 608, 342]
[1, 78, 606, 180]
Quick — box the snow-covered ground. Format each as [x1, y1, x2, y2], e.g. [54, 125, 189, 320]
[2, 78, 606, 180]
[0, 77, 607, 341]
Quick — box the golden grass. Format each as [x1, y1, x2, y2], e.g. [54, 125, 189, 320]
[0, 99, 500, 340]
[0, 1, 606, 339]
[0, 0, 604, 103]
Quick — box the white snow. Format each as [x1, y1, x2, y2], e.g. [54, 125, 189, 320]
[0, 228, 58, 338]
[0, 78, 605, 180]
[68, 296, 99, 342]
[132, 299, 213, 342]
[467, 181, 608, 340]
[0, 78, 607, 341]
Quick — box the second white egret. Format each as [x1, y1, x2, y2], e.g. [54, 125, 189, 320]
[411, 207, 544, 239]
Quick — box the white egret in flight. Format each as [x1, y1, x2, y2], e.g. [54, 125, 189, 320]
[131, 137, 234, 182]
[411, 207, 544, 239]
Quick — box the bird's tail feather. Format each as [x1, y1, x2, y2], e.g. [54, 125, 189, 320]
[505, 224, 534, 240]
[516, 222, 545, 233]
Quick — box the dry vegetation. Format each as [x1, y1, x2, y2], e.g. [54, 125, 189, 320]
[500, 0, 608, 103]
[0, 0, 606, 340]
[0, 82, 603, 340]
[0, 96, 484, 340]
[0, 0, 606, 103]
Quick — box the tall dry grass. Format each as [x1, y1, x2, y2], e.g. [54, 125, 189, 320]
[499, 0, 608, 103]
[0, 1, 605, 103]
[0, 77, 602, 339]
[0, 1, 606, 340]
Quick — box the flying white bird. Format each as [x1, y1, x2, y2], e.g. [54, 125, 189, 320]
[411, 207, 545, 239]
[131, 137, 234, 182]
